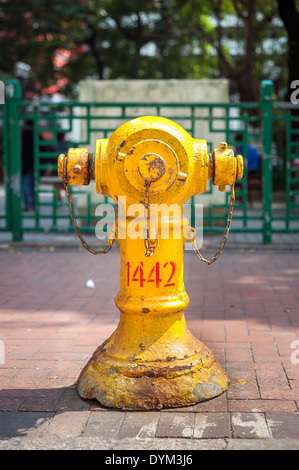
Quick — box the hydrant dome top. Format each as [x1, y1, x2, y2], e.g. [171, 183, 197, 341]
[112, 115, 193, 139]
[97, 114, 201, 203]
[107, 115, 196, 159]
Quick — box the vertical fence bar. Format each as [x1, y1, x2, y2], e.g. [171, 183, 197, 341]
[3, 100, 11, 231]
[261, 80, 274, 244]
[286, 109, 291, 230]
[33, 107, 41, 230]
[5, 79, 23, 241]
[242, 113, 249, 228]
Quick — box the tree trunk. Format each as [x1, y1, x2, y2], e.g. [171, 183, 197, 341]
[235, 71, 260, 102]
[214, 0, 260, 101]
[85, 26, 104, 80]
[277, 0, 299, 98]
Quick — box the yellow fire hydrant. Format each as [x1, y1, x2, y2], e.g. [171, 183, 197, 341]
[58, 116, 243, 410]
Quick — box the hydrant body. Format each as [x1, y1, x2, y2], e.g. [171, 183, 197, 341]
[58, 116, 243, 410]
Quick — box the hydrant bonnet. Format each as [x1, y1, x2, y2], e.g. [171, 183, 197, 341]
[94, 116, 210, 205]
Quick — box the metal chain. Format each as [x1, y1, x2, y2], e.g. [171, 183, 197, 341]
[63, 177, 114, 255]
[190, 184, 235, 265]
[63, 151, 234, 262]
[143, 182, 158, 257]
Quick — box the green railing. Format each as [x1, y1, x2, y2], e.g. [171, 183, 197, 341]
[1, 79, 299, 243]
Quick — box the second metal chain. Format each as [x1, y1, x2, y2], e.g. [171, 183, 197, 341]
[190, 184, 235, 265]
[63, 177, 114, 255]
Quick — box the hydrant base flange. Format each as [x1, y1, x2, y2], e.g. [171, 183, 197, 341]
[76, 327, 229, 411]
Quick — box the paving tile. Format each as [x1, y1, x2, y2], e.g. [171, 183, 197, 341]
[193, 392, 227, 412]
[19, 387, 65, 412]
[231, 412, 270, 439]
[0, 368, 18, 388]
[46, 360, 84, 379]
[266, 412, 299, 439]
[255, 363, 293, 399]
[225, 343, 253, 363]
[228, 399, 297, 413]
[0, 411, 54, 439]
[7, 369, 49, 389]
[193, 412, 231, 438]
[0, 395, 25, 411]
[46, 410, 90, 438]
[200, 321, 226, 342]
[82, 411, 125, 438]
[118, 411, 160, 438]
[226, 365, 260, 400]
[156, 412, 194, 438]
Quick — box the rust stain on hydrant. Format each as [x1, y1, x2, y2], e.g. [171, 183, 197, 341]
[58, 116, 243, 410]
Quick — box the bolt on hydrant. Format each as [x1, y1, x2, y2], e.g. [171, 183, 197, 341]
[58, 116, 243, 410]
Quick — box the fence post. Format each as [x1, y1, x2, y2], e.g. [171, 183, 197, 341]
[5, 79, 23, 242]
[260, 80, 273, 244]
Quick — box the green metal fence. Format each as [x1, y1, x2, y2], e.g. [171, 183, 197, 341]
[1, 78, 299, 243]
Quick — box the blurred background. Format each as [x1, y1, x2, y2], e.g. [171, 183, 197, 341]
[1, 0, 299, 245]
[0, 0, 295, 101]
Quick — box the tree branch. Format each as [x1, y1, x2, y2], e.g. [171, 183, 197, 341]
[232, 0, 246, 21]
[211, 0, 237, 77]
[84, 21, 104, 79]
[112, 15, 136, 41]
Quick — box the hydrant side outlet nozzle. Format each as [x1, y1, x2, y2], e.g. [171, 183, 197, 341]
[211, 142, 243, 192]
[58, 148, 90, 186]
[58, 116, 243, 410]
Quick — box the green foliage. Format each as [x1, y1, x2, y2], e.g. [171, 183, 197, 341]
[0, 0, 291, 100]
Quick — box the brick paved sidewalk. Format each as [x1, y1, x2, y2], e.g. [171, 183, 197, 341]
[0, 247, 299, 449]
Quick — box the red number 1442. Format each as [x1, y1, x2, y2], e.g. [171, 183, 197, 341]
[126, 261, 176, 288]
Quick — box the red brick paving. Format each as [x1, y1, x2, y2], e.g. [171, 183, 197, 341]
[0, 248, 299, 441]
